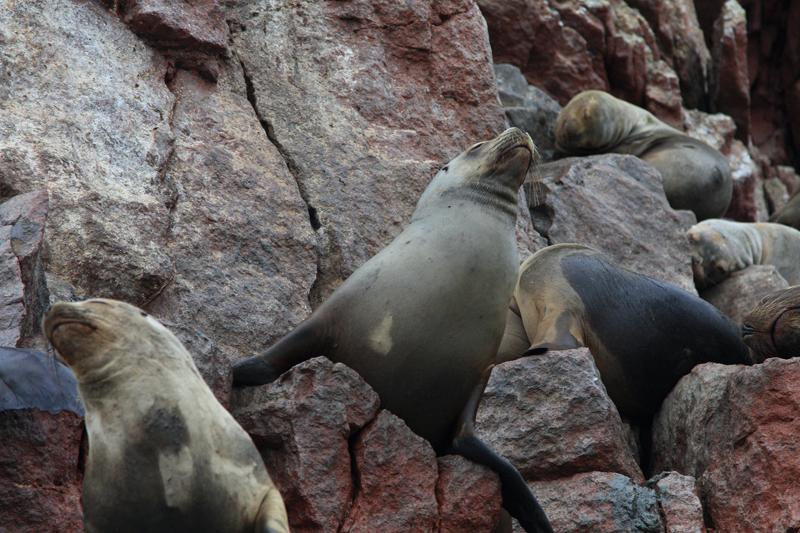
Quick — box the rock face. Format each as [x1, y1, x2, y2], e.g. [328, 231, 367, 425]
[478, 0, 684, 125]
[527, 154, 696, 292]
[476, 349, 643, 482]
[495, 64, 562, 162]
[700, 265, 789, 323]
[0, 348, 84, 533]
[229, 0, 508, 305]
[232, 357, 502, 533]
[710, 0, 750, 141]
[652, 359, 800, 531]
[530, 472, 664, 533]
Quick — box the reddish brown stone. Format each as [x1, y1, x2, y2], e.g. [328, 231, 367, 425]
[436, 455, 502, 533]
[701, 265, 789, 323]
[476, 349, 643, 483]
[653, 359, 800, 530]
[120, 0, 228, 54]
[710, 0, 750, 141]
[342, 410, 439, 533]
[722, 140, 768, 221]
[232, 357, 380, 533]
[648, 472, 705, 533]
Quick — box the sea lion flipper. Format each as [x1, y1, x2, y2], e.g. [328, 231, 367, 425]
[449, 367, 554, 533]
[232, 320, 324, 387]
[255, 487, 290, 533]
[528, 309, 582, 352]
[496, 307, 531, 364]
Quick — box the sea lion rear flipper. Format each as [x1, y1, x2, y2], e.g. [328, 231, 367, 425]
[254, 487, 289, 533]
[232, 320, 323, 387]
[448, 366, 554, 533]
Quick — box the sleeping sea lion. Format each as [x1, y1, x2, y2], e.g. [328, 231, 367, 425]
[232, 128, 552, 533]
[44, 298, 289, 533]
[688, 219, 800, 289]
[742, 285, 800, 362]
[555, 90, 732, 220]
[498, 243, 751, 420]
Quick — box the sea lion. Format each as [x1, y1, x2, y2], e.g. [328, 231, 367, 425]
[770, 189, 800, 230]
[497, 244, 751, 420]
[555, 90, 732, 220]
[43, 299, 289, 533]
[742, 285, 800, 362]
[688, 219, 800, 289]
[233, 128, 553, 533]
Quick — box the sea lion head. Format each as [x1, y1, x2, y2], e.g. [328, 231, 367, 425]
[415, 127, 537, 217]
[555, 91, 619, 154]
[43, 299, 181, 383]
[741, 286, 800, 362]
[687, 224, 739, 289]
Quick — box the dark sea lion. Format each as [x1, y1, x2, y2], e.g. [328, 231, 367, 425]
[688, 219, 800, 289]
[498, 244, 751, 420]
[770, 189, 800, 230]
[742, 285, 800, 362]
[555, 90, 732, 220]
[233, 128, 553, 533]
[43, 299, 289, 533]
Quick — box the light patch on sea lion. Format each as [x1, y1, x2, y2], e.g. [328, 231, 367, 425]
[368, 314, 393, 355]
[158, 446, 194, 509]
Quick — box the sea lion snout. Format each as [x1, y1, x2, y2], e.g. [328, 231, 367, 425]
[485, 127, 537, 182]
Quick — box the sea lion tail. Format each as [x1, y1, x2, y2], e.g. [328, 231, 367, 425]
[232, 320, 324, 387]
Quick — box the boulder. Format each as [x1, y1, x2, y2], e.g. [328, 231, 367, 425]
[700, 265, 789, 323]
[0, 191, 49, 349]
[341, 410, 439, 533]
[528, 472, 663, 533]
[647, 472, 705, 533]
[776, 165, 800, 197]
[476, 349, 643, 482]
[436, 455, 502, 533]
[494, 64, 562, 162]
[652, 359, 800, 531]
[228, 0, 508, 304]
[710, 0, 750, 142]
[764, 176, 790, 215]
[0, 348, 84, 533]
[527, 154, 696, 292]
[232, 357, 380, 533]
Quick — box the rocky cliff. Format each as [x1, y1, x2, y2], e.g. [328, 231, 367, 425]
[1, 0, 799, 531]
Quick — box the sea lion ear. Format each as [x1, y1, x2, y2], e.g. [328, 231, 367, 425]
[526, 310, 584, 354]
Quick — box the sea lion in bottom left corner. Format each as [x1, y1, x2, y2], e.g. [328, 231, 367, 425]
[43, 298, 289, 533]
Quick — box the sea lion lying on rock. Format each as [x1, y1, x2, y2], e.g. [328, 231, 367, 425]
[44, 298, 289, 533]
[688, 219, 800, 289]
[742, 286, 800, 362]
[232, 128, 553, 533]
[555, 90, 732, 220]
[497, 244, 751, 420]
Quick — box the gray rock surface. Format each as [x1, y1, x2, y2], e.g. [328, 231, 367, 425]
[647, 472, 705, 533]
[527, 155, 697, 292]
[701, 265, 789, 324]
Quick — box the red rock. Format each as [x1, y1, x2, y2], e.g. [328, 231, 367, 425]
[528, 155, 696, 292]
[120, 0, 228, 54]
[647, 472, 705, 533]
[643, 60, 684, 127]
[0, 191, 49, 348]
[436, 455, 502, 533]
[0, 348, 84, 533]
[341, 410, 439, 533]
[701, 265, 789, 324]
[652, 359, 800, 531]
[476, 349, 643, 482]
[682, 109, 736, 151]
[722, 140, 768, 221]
[626, 0, 711, 110]
[232, 357, 380, 533]
[528, 472, 663, 532]
[710, 0, 750, 141]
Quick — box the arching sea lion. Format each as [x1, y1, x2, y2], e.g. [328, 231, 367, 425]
[555, 90, 732, 220]
[233, 128, 553, 533]
[770, 189, 800, 230]
[43, 299, 289, 533]
[497, 244, 751, 420]
[688, 219, 800, 289]
[742, 285, 800, 362]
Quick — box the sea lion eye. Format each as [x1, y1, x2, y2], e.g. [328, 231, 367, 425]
[140, 311, 148, 317]
[441, 165, 449, 173]
[468, 142, 486, 154]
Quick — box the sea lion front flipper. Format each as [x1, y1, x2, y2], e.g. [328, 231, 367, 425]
[449, 366, 553, 533]
[254, 487, 290, 533]
[526, 308, 583, 353]
[232, 319, 324, 387]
